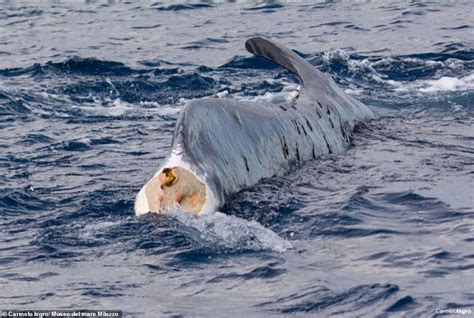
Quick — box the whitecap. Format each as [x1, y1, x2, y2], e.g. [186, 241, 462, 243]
[419, 73, 474, 93]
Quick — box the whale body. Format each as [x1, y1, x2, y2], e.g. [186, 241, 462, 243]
[135, 37, 374, 216]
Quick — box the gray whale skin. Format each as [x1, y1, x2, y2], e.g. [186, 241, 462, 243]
[134, 37, 374, 216]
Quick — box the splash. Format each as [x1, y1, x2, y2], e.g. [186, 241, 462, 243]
[168, 209, 292, 253]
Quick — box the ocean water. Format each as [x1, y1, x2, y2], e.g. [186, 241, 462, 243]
[1, 1, 473, 317]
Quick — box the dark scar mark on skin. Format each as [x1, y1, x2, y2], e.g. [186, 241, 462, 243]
[281, 135, 289, 158]
[323, 136, 332, 154]
[243, 155, 250, 172]
[306, 119, 313, 132]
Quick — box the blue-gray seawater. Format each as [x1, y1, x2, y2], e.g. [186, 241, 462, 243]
[1, 1, 473, 317]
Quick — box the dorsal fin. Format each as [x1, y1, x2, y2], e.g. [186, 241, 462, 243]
[245, 37, 324, 86]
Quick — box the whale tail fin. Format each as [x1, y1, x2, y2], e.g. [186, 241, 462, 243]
[245, 37, 325, 87]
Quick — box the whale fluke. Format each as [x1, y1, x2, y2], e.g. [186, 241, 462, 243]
[245, 37, 324, 86]
[134, 37, 374, 216]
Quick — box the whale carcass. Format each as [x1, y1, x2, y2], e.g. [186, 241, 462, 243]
[135, 37, 374, 216]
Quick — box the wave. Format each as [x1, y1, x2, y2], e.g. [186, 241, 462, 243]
[0, 7, 43, 19]
[0, 57, 184, 78]
[182, 37, 229, 50]
[1, 46, 473, 123]
[154, 3, 213, 11]
[243, 2, 285, 13]
[259, 283, 400, 315]
[0, 57, 221, 120]
[314, 48, 474, 85]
